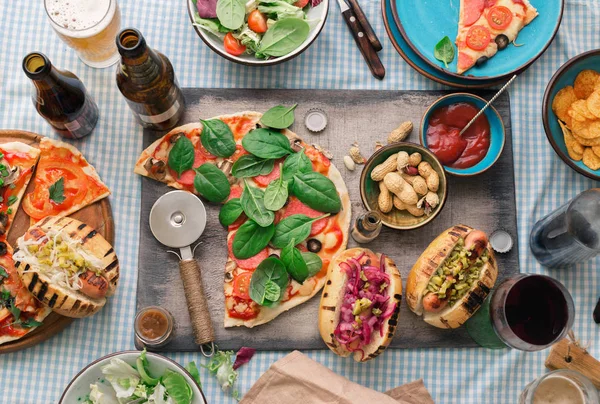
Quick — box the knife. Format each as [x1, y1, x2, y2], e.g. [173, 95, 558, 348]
[344, 0, 382, 51]
[336, 0, 385, 80]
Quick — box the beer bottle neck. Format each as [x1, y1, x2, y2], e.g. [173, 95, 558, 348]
[23, 53, 61, 90]
[117, 28, 164, 85]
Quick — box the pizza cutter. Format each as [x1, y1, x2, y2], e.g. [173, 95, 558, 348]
[149, 190, 215, 356]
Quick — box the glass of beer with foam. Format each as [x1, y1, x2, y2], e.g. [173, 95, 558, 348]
[44, 0, 121, 68]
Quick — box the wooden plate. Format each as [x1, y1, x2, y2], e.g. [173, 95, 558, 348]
[0, 129, 114, 354]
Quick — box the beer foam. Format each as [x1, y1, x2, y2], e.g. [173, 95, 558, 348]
[45, 0, 115, 37]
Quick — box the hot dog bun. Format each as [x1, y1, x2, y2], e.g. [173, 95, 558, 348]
[406, 224, 497, 329]
[319, 248, 402, 362]
[14, 216, 119, 318]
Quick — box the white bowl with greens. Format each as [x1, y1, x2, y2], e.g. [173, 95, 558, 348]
[187, 0, 328, 65]
[59, 350, 207, 404]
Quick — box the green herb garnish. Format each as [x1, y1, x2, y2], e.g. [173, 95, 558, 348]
[49, 177, 66, 204]
[434, 36, 455, 68]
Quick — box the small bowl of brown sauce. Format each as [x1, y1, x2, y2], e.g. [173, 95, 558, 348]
[135, 306, 174, 348]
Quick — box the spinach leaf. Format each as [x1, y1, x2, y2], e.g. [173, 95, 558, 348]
[260, 104, 298, 129]
[200, 119, 236, 157]
[263, 281, 281, 302]
[271, 213, 329, 248]
[281, 239, 308, 283]
[291, 171, 341, 213]
[231, 155, 274, 178]
[241, 179, 274, 227]
[434, 36, 455, 68]
[194, 163, 231, 203]
[216, 0, 245, 30]
[249, 257, 289, 305]
[232, 219, 274, 259]
[242, 128, 293, 159]
[302, 252, 323, 277]
[0, 267, 7, 278]
[20, 318, 43, 328]
[219, 198, 243, 226]
[282, 149, 312, 182]
[263, 165, 288, 211]
[168, 136, 195, 177]
[257, 18, 310, 57]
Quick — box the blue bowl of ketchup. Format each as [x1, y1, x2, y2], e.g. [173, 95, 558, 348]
[420, 93, 506, 177]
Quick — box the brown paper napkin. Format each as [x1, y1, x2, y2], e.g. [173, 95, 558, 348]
[240, 351, 435, 404]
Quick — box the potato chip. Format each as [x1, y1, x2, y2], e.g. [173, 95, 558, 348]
[571, 99, 596, 120]
[559, 120, 583, 161]
[592, 146, 600, 158]
[564, 115, 573, 129]
[574, 70, 600, 99]
[587, 90, 600, 119]
[573, 131, 600, 146]
[572, 119, 594, 139]
[595, 80, 600, 91]
[552, 86, 578, 123]
[583, 147, 600, 170]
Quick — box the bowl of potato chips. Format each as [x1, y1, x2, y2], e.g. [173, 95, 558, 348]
[543, 49, 600, 180]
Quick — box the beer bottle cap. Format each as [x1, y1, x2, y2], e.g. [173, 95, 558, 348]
[304, 109, 328, 133]
[489, 230, 513, 254]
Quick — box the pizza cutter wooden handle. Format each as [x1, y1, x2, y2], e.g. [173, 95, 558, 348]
[179, 259, 215, 346]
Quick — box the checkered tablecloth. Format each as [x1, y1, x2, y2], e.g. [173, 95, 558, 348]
[1, 0, 599, 402]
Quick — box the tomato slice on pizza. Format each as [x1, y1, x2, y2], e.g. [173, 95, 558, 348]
[0, 243, 50, 345]
[135, 111, 352, 328]
[456, 0, 538, 74]
[22, 138, 110, 223]
[0, 142, 40, 240]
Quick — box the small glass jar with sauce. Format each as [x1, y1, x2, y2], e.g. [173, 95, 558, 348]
[351, 211, 382, 244]
[134, 306, 174, 349]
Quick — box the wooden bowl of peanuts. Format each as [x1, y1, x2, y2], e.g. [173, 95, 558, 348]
[360, 142, 447, 230]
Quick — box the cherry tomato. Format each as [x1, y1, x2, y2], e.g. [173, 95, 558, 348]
[486, 6, 513, 30]
[466, 25, 491, 51]
[248, 10, 268, 34]
[224, 32, 246, 56]
[294, 0, 310, 7]
[233, 272, 252, 300]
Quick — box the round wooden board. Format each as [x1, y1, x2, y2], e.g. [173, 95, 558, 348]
[0, 129, 115, 354]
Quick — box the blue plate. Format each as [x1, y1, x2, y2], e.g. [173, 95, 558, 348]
[381, 0, 506, 88]
[420, 93, 506, 176]
[543, 50, 600, 181]
[393, 0, 564, 80]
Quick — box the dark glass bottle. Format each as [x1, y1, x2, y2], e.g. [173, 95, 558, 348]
[22, 52, 99, 139]
[116, 28, 184, 131]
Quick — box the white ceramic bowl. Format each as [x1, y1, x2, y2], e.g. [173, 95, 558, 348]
[187, 0, 329, 66]
[59, 351, 207, 403]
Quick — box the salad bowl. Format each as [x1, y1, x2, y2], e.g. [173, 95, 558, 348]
[59, 350, 207, 404]
[187, 0, 329, 66]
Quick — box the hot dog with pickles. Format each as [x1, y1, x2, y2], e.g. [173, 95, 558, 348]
[406, 225, 497, 329]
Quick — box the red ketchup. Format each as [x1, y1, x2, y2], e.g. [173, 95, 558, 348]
[426, 102, 491, 169]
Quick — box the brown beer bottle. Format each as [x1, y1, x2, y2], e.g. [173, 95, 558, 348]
[22, 52, 99, 139]
[116, 28, 185, 131]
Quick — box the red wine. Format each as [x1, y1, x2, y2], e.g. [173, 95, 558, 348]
[504, 276, 569, 346]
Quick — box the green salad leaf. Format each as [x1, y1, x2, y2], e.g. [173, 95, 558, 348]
[203, 350, 238, 393]
[281, 239, 308, 283]
[241, 179, 275, 227]
[232, 219, 274, 259]
[301, 251, 322, 277]
[194, 163, 231, 203]
[271, 213, 329, 248]
[216, 0, 246, 30]
[200, 119, 237, 157]
[185, 362, 202, 388]
[257, 18, 310, 57]
[263, 166, 288, 211]
[162, 369, 193, 404]
[219, 198, 243, 226]
[434, 36, 455, 68]
[241, 128, 293, 159]
[249, 257, 289, 305]
[168, 137, 195, 178]
[291, 171, 341, 213]
[282, 149, 312, 182]
[232, 154, 275, 178]
[261, 104, 298, 129]
[136, 349, 159, 386]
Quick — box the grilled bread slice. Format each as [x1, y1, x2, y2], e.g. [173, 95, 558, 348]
[406, 224, 497, 329]
[14, 216, 118, 318]
[319, 248, 402, 362]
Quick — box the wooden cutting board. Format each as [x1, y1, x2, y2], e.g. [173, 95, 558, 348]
[136, 89, 519, 351]
[0, 129, 114, 354]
